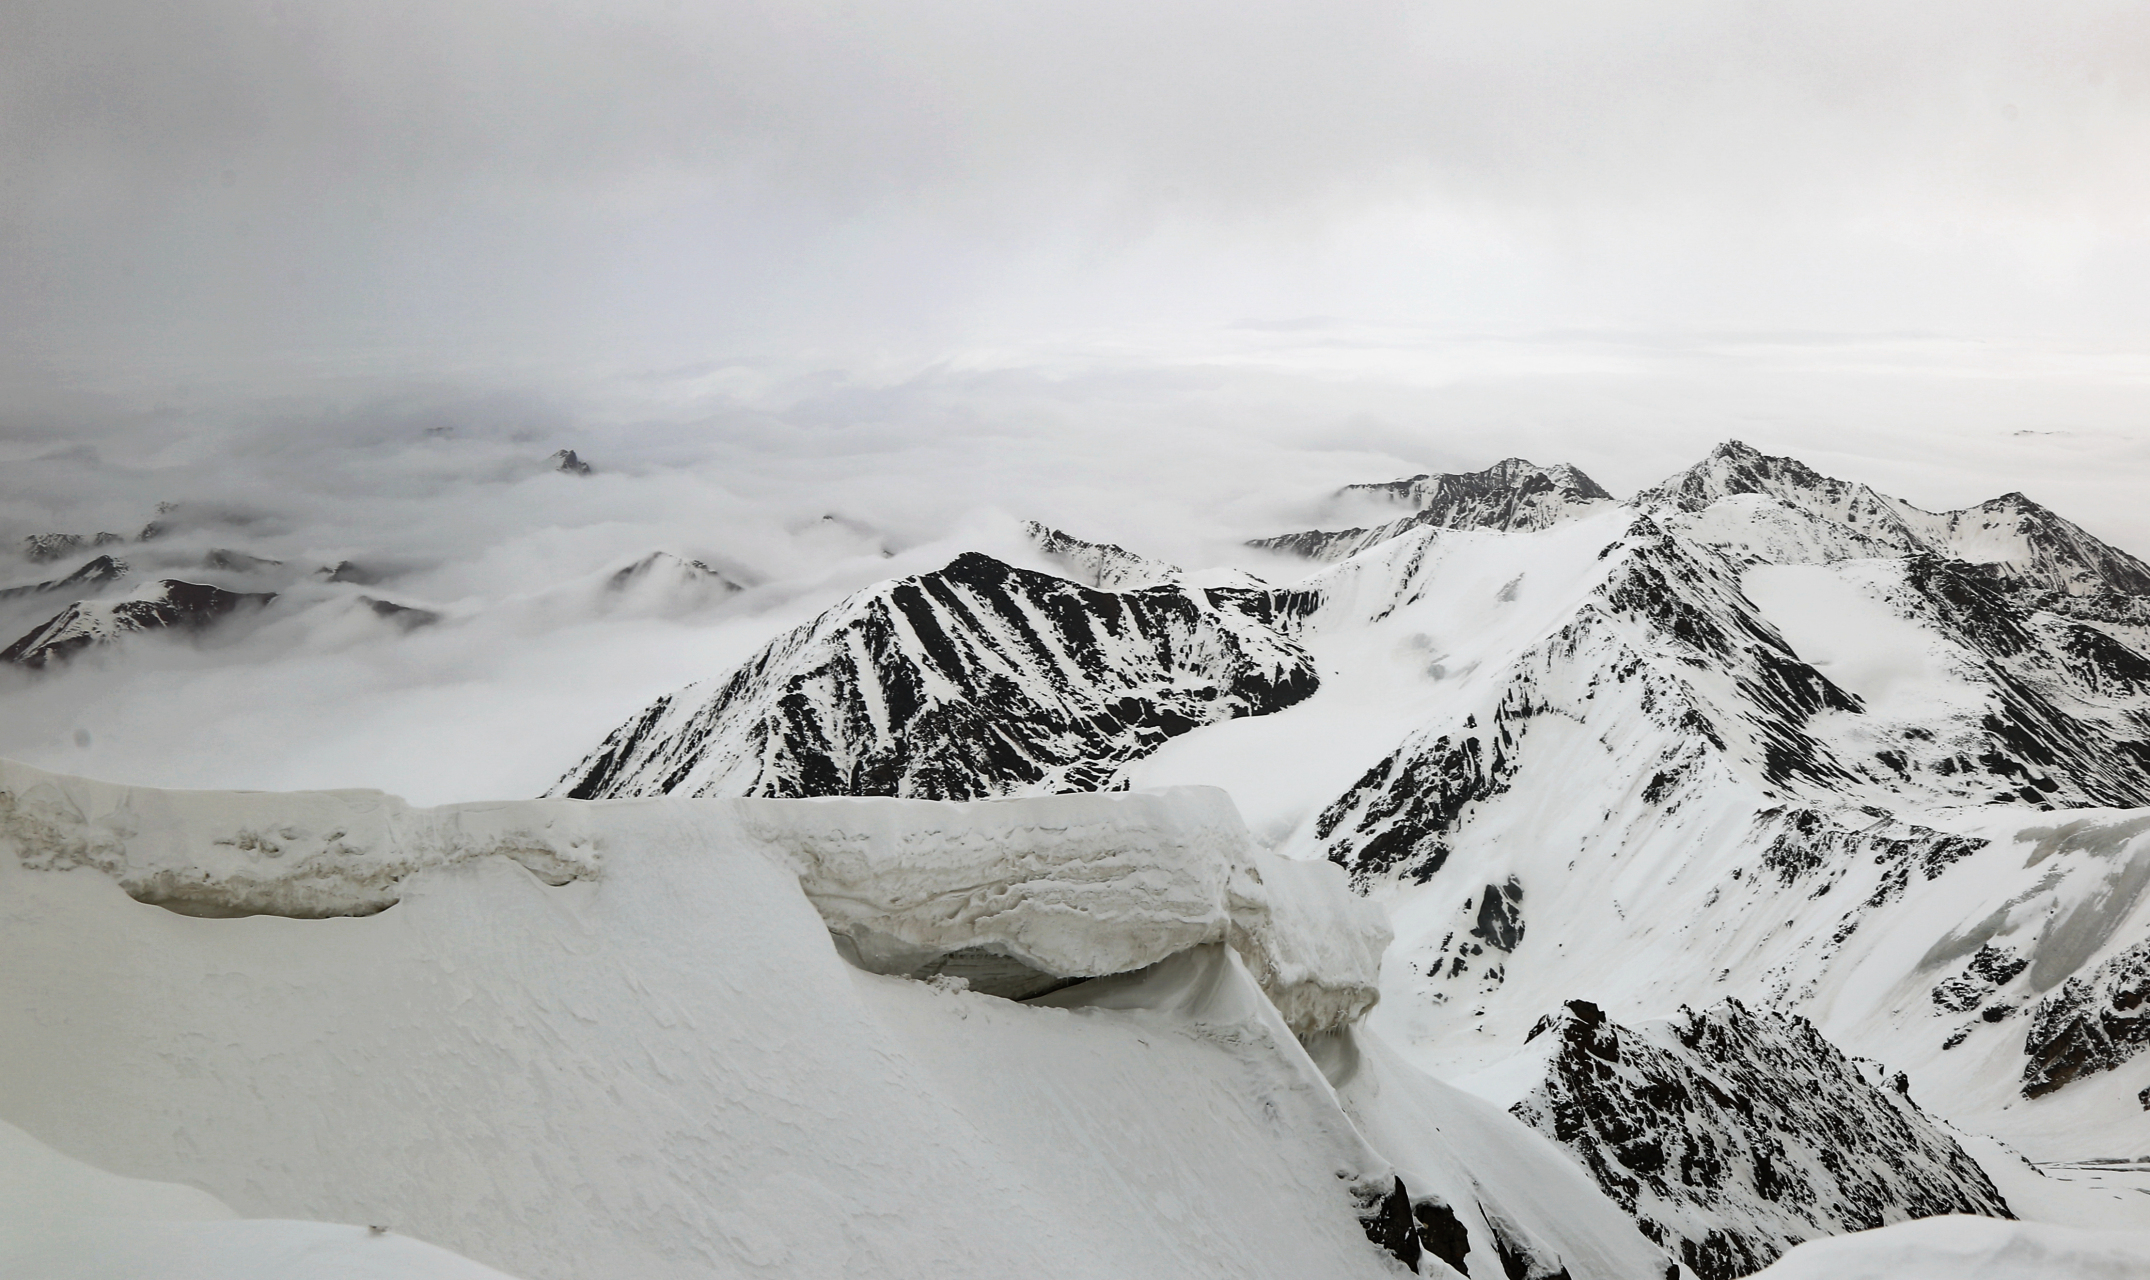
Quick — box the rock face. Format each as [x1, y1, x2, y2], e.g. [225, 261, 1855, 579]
[0, 555, 128, 601]
[551, 448, 593, 476]
[359, 596, 441, 630]
[2022, 938, 2150, 1098]
[550, 551, 1318, 800]
[1503, 1000, 2011, 1280]
[0, 580, 276, 669]
[1251, 458, 1617, 561]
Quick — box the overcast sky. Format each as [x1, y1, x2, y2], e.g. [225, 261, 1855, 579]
[3, 2, 2148, 801]
[7, 0, 2149, 369]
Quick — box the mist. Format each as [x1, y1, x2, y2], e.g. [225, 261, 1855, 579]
[3, 0, 2146, 802]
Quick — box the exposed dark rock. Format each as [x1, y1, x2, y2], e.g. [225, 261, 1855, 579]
[549, 552, 1319, 800]
[2023, 939, 2150, 1098]
[1, 580, 276, 668]
[319, 560, 387, 585]
[202, 549, 284, 573]
[552, 449, 593, 476]
[359, 597, 441, 630]
[1472, 878, 1526, 953]
[1413, 1195, 1472, 1275]
[1251, 458, 1615, 561]
[1509, 998, 2010, 1280]
[0, 555, 128, 600]
[1355, 1176, 1421, 1271]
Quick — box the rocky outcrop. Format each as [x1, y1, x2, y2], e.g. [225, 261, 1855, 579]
[360, 597, 441, 630]
[1503, 999, 2010, 1280]
[551, 449, 593, 476]
[1251, 458, 1616, 561]
[1, 580, 276, 669]
[2022, 938, 2150, 1098]
[550, 552, 1318, 801]
[201, 549, 283, 573]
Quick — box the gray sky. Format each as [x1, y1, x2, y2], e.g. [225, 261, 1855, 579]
[7, 0, 2149, 369]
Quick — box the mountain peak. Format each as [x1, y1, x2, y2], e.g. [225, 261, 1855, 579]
[1251, 457, 1616, 561]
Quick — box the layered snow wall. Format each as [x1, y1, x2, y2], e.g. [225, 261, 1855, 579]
[1, 760, 1675, 1280]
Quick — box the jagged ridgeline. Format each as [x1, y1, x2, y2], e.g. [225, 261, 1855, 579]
[550, 551, 1319, 799]
[548, 440, 2150, 1276]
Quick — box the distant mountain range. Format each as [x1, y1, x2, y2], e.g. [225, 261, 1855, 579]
[547, 440, 2150, 1277]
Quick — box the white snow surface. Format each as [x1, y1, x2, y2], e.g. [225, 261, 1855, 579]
[0, 756, 604, 918]
[0, 1117, 523, 1280]
[1749, 1216, 2150, 1280]
[0, 761, 1661, 1280]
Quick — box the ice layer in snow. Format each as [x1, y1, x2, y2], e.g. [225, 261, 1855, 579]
[742, 786, 1390, 1034]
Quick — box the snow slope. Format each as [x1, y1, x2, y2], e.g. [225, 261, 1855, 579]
[1749, 1216, 2150, 1280]
[0, 761, 1667, 1280]
[0, 1118, 524, 1280]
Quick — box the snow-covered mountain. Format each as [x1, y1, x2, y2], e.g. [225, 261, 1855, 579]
[1024, 520, 1185, 589]
[550, 551, 1318, 800]
[1, 579, 276, 668]
[1643, 440, 2150, 598]
[0, 553, 128, 601]
[1479, 998, 2010, 1280]
[1251, 457, 1617, 561]
[533, 439, 2150, 1274]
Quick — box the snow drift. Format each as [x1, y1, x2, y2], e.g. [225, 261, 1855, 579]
[0, 760, 1668, 1280]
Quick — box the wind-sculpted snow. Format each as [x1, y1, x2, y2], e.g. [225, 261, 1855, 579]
[0, 764, 1670, 1280]
[1251, 457, 1616, 562]
[737, 786, 1389, 1034]
[550, 551, 1318, 801]
[1, 578, 276, 668]
[0, 758, 600, 917]
[1491, 999, 2011, 1280]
